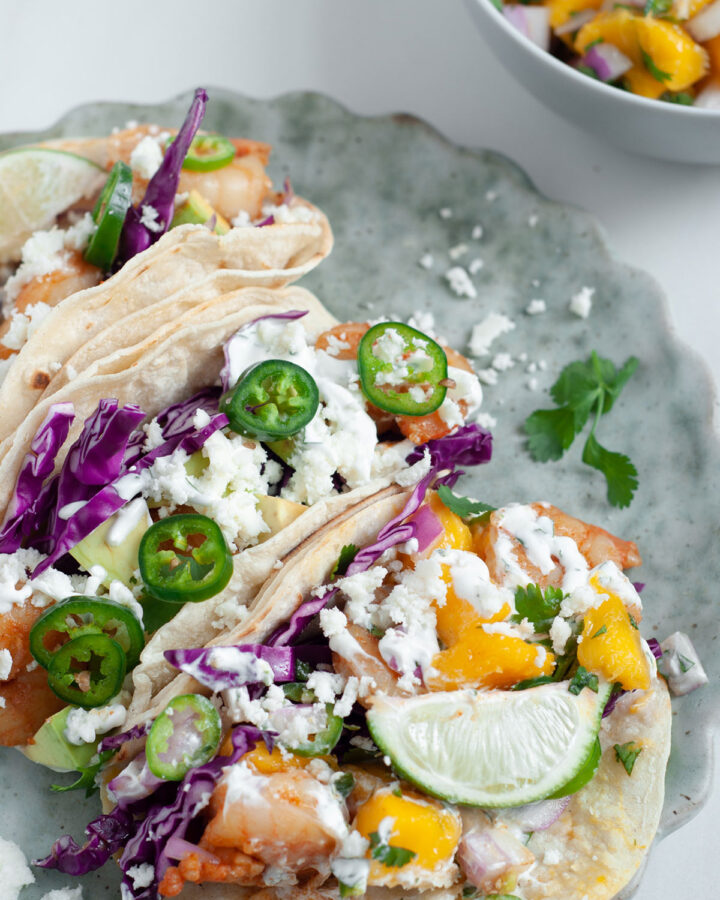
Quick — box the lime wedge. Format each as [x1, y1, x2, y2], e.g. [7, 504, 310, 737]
[367, 681, 611, 808]
[0, 147, 105, 261]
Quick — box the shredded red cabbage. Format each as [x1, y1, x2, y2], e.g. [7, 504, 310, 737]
[220, 309, 309, 391]
[34, 806, 135, 876]
[118, 725, 268, 898]
[99, 721, 152, 754]
[406, 423, 493, 487]
[268, 472, 435, 647]
[647, 638, 662, 659]
[108, 752, 165, 806]
[164, 644, 295, 691]
[116, 88, 208, 267]
[0, 403, 74, 552]
[255, 214, 275, 227]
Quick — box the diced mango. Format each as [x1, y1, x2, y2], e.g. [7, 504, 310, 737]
[635, 17, 708, 91]
[427, 628, 555, 691]
[675, 0, 713, 20]
[577, 586, 651, 691]
[354, 787, 461, 883]
[703, 33, 720, 75]
[420, 491, 473, 557]
[547, 0, 603, 30]
[575, 10, 641, 60]
[224, 740, 318, 774]
[434, 562, 510, 646]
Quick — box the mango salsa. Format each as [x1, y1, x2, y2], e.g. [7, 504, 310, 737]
[577, 583, 651, 691]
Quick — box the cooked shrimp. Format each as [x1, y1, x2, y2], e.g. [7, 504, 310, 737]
[331, 624, 408, 707]
[314, 324, 476, 444]
[473, 502, 642, 593]
[0, 665, 64, 746]
[160, 765, 348, 894]
[47, 126, 274, 221]
[0, 251, 102, 359]
[0, 600, 63, 746]
[203, 766, 346, 870]
[158, 848, 264, 897]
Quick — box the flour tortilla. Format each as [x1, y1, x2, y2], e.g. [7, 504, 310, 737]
[0, 285, 335, 518]
[0, 210, 332, 444]
[121, 488, 672, 900]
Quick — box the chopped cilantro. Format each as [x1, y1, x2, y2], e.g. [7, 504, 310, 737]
[569, 666, 599, 695]
[437, 485, 495, 519]
[332, 544, 359, 580]
[644, 0, 672, 12]
[511, 675, 555, 691]
[577, 64, 601, 80]
[642, 49, 672, 83]
[462, 888, 480, 899]
[512, 583, 565, 632]
[333, 772, 355, 798]
[369, 831, 417, 868]
[628, 613, 639, 630]
[591, 624, 608, 638]
[661, 91, 694, 105]
[524, 351, 639, 508]
[392, 785, 403, 797]
[51, 748, 115, 797]
[614, 741, 642, 775]
[678, 653, 696, 673]
[294, 659, 312, 682]
[585, 37, 605, 49]
[339, 880, 365, 898]
[369, 625, 385, 639]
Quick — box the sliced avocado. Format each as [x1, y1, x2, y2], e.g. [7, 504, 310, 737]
[21, 706, 98, 773]
[256, 494, 306, 543]
[70, 498, 152, 586]
[264, 437, 299, 463]
[185, 449, 209, 478]
[170, 189, 230, 235]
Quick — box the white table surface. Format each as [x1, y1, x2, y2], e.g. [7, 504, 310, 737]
[0, 1, 716, 897]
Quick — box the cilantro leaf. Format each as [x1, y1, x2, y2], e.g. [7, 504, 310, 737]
[591, 624, 608, 638]
[614, 741, 642, 775]
[332, 544, 359, 580]
[524, 351, 639, 508]
[369, 831, 417, 867]
[678, 653, 696, 673]
[645, 0, 672, 14]
[661, 91, 694, 106]
[525, 407, 582, 462]
[582, 433, 638, 509]
[333, 772, 355, 798]
[437, 485, 495, 519]
[512, 584, 565, 632]
[569, 666, 599, 695]
[51, 748, 115, 798]
[642, 49, 672, 83]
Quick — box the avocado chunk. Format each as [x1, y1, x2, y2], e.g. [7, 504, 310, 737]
[256, 494, 306, 543]
[170, 189, 230, 234]
[69, 498, 152, 586]
[21, 706, 98, 772]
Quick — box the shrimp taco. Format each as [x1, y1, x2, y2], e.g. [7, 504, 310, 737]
[0, 299, 489, 769]
[0, 87, 333, 441]
[35, 475, 671, 900]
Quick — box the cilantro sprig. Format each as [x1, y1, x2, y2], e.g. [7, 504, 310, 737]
[331, 544, 359, 580]
[524, 351, 639, 508]
[51, 748, 115, 797]
[511, 584, 565, 633]
[436, 485, 495, 521]
[369, 831, 417, 868]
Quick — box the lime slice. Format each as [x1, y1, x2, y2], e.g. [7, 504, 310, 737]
[367, 681, 612, 808]
[0, 147, 105, 261]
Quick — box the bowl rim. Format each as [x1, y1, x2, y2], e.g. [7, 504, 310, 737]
[469, 0, 720, 117]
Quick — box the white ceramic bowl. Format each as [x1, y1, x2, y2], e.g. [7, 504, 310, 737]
[464, 0, 720, 165]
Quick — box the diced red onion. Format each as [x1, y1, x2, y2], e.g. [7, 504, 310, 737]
[164, 837, 219, 865]
[695, 83, 720, 109]
[255, 214, 275, 227]
[554, 9, 596, 35]
[582, 43, 633, 82]
[503, 5, 551, 51]
[647, 638, 662, 660]
[687, 0, 720, 42]
[501, 796, 570, 832]
[458, 826, 534, 892]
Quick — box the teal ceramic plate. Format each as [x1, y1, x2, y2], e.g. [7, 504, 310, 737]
[1, 89, 717, 898]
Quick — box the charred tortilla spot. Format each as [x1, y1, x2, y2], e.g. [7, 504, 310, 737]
[30, 371, 50, 390]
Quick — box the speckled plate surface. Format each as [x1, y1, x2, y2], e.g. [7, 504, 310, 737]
[1, 89, 718, 899]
